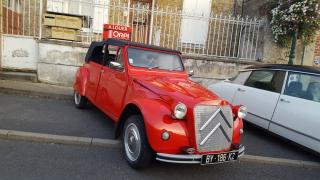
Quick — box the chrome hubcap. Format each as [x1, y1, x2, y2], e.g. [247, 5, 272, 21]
[124, 123, 141, 161]
[74, 91, 81, 105]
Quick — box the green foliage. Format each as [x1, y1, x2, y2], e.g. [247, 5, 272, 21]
[266, 0, 320, 47]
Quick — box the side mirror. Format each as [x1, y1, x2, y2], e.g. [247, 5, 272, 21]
[188, 70, 194, 77]
[110, 61, 124, 71]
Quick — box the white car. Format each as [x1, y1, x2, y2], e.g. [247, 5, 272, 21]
[208, 64, 320, 153]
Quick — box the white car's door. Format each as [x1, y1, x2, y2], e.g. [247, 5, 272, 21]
[270, 72, 320, 153]
[232, 70, 286, 129]
[208, 71, 251, 103]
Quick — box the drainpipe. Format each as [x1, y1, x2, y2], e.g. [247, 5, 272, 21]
[301, 43, 306, 65]
[288, 30, 298, 65]
[39, 0, 43, 40]
[0, 0, 3, 70]
[148, 0, 155, 45]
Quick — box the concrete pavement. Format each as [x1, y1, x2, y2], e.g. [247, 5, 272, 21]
[0, 79, 73, 100]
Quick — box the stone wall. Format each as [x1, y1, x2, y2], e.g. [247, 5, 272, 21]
[37, 40, 88, 86]
[184, 57, 255, 86]
[35, 39, 256, 87]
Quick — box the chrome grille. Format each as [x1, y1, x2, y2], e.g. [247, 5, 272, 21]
[194, 105, 233, 152]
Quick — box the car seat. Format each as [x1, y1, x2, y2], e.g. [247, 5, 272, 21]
[305, 82, 320, 101]
[285, 81, 303, 98]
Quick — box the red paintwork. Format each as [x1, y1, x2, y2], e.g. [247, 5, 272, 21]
[74, 45, 243, 155]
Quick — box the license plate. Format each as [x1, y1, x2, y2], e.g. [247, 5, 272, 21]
[201, 151, 238, 165]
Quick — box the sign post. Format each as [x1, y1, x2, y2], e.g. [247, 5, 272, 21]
[103, 24, 132, 41]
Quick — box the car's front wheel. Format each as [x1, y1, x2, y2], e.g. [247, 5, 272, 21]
[122, 115, 153, 169]
[74, 91, 87, 109]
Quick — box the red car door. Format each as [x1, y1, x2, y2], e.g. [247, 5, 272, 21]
[85, 45, 105, 102]
[96, 48, 128, 119]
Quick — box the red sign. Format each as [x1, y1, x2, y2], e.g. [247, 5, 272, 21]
[103, 24, 132, 41]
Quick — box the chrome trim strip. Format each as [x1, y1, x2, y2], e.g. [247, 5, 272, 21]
[157, 153, 202, 160]
[270, 121, 320, 143]
[200, 108, 221, 131]
[238, 145, 245, 157]
[156, 145, 245, 164]
[200, 122, 221, 146]
[247, 112, 271, 122]
[156, 158, 201, 164]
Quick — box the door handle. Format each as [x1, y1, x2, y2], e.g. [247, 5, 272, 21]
[280, 98, 290, 103]
[237, 88, 246, 92]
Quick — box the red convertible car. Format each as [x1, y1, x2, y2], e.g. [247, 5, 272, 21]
[74, 38, 246, 168]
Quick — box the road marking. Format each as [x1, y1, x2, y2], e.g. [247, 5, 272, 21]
[0, 129, 319, 168]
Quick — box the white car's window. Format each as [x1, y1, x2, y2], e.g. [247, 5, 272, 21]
[244, 70, 286, 93]
[284, 72, 320, 103]
[233, 71, 251, 85]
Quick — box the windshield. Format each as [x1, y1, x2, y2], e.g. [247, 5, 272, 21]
[127, 48, 184, 71]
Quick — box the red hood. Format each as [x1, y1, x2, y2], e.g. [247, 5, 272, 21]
[133, 76, 224, 107]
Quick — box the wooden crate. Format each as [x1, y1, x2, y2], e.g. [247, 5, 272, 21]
[55, 15, 67, 28]
[63, 28, 76, 41]
[51, 27, 64, 39]
[43, 14, 56, 26]
[65, 16, 82, 29]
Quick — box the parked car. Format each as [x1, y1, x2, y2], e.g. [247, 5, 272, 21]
[74, 38, 246, 168]
[208, 64, 320, 153]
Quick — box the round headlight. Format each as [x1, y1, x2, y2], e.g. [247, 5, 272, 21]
[173, 103, 187, 119]
[238, 106, 247, 119]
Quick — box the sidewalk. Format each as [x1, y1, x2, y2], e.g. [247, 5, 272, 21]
[0, 79, 73, 100]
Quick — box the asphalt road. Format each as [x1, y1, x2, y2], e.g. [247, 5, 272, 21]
[0, 92, 114, 139]
[0, 92, 319, 162]
[0, 139, 319, 180]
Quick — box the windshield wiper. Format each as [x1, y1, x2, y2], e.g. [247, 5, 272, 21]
[169, 66, 182, 71]
[148, 66, 160, 69]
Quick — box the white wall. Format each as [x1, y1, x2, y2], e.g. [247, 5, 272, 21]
[180, 0, 212, 45]
[1, 35, 39, 70]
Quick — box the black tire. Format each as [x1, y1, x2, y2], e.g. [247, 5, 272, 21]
[122, 115, 153, 169]
[74, 90, 87, 109]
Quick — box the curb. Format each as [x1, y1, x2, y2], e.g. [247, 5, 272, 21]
[0, 129, 120, 148]
[240, 155, 320, 169]
[0, 129, 319, 169]
[0, 87, 73, 101]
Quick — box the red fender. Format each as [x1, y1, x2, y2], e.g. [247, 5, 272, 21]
[127, 99, 190, 154]
[74, 67, 89, 96]
[232, 117, 243, 145]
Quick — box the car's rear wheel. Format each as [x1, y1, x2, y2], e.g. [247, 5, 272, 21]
[122, 115, 153, 169]
[74, 91, 87, 109]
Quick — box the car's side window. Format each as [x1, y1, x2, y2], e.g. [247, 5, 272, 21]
[284, 72, 320, 103]
[244, 70, 285, 93]
[115, 49, 124, 67]
[109, 48, 124, 71]
[233, 71, 251, 85]
[88, 45, 104, 65]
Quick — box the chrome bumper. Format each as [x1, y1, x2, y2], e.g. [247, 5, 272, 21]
[156, 145, 245, 164]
